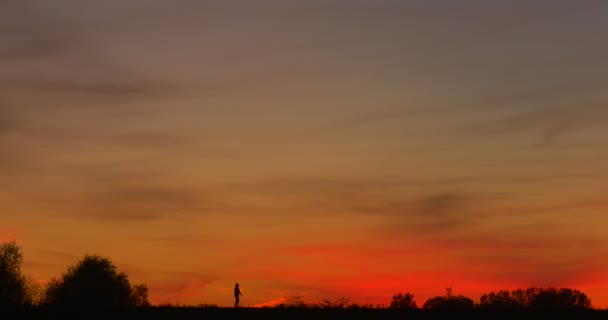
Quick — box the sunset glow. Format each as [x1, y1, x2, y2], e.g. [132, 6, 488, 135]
[2, 0, 608, 308]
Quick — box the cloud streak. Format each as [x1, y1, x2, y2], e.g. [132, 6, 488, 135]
[81, 184, 208, 221]
[151, 276, 217, 304]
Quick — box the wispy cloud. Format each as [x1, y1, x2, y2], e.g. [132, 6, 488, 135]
[1, 0, 180, 116]
[408, 193, 474, 231]
[3, 77, 177, 100]
[0, 1, 83, 61]
[82, 185, 207, 221]
[282, 109, 417, 143]
[151, 235, 218, 248]
[151, 276, 217, 304]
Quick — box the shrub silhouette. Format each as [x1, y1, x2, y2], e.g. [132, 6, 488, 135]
[0, 241, 28, 305]
[423, 295, 474, 311]
[276, 292, 307, 308]
[43, 254, 147, 307]
[390, 292, 417, 309]
[318, 297, 350, 308]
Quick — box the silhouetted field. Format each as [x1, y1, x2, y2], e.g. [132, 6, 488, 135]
[3, 306, 608, 320]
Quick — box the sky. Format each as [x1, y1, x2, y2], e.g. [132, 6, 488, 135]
[1, 0, 608, 308]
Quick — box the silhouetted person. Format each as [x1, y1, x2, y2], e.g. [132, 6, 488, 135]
[234, 283, 243, 308]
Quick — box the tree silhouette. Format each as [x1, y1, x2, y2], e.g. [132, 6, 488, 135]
[527, 287, 591, 310]
[0, 241, 28, 305]
[510, 288, 529, 307]
[390, 292, 417, 309]
[23, 275, 44, 305]
[479, 290, 521, 310]
[423, 295, 474, 311]
[479, 287, 591, 311]
[129, 284, 151, 307]
[43, 254, 147, 307]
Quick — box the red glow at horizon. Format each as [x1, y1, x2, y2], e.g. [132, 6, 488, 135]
[253, 297, 287, 308]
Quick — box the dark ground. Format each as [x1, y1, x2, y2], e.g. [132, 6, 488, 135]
[2, 306, 607, 320]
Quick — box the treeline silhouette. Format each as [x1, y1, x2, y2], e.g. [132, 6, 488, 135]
[1, 240, 606, 319]
[1, 241, 149, 307]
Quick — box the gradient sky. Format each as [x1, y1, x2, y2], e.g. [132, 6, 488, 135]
[2, 0, 608, 308]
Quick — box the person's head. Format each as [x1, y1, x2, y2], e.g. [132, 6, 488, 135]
[235, 283, 239, 287]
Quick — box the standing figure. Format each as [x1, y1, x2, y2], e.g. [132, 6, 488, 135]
[234, 283, 243, 308]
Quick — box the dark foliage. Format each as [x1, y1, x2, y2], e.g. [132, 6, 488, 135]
[422, 294, 474, 311]
[528, 287, 591, 310]
[130, 284, 151, 307]
[479, 287, 592, 311]
[0, 241, 28, 305]
[42, 254, 148, 307]
[390, 292, 417, 309]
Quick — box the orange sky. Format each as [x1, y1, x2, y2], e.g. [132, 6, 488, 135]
[1, 0, 608, 308]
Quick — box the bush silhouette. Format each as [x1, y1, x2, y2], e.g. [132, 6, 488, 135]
[0, 241, 28, 305]
[43, 254, 148, 307]
[390, 292, 417, 309]
[423, 295, 474, 311]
